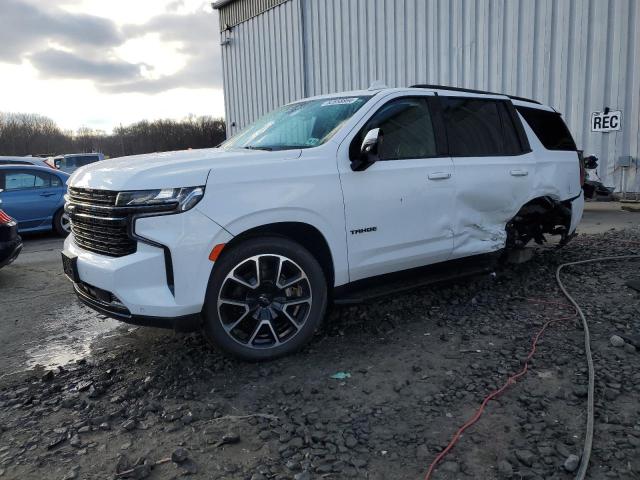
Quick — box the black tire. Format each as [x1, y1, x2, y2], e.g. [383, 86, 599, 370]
[202, 236, 327, 361]
[53, 209, 70, 236]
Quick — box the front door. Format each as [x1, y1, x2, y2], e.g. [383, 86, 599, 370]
[337, 93, 455, 282]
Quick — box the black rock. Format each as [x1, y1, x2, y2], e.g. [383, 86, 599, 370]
[171, 447, 189, 463]
[515, 449, 535, 467]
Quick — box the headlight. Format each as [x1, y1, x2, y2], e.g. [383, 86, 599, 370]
[115, 186, 205, 212]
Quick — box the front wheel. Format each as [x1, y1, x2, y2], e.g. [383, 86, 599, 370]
[202, 236, 327, 361]
[53, 209, 71, 236]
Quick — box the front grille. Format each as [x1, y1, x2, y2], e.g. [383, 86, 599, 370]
[66, 187, 136, 257]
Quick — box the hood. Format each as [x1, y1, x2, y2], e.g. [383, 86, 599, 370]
[68, 147, 301, 191]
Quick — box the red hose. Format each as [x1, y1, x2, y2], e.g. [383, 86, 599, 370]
[424, 299, 576, 480]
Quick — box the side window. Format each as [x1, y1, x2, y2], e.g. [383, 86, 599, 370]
[498, 102, 526, 155]
[77, 156, 98, 167]
[516, 106, 577, 151]
[5, 172, 37, 190]
[50, 175, 62, 187]
[359, 97, 437, 160]
[441, 97, 505, 156]
[3, 171, 52, 190]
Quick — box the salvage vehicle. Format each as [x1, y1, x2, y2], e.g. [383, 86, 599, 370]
[0, 199, 22, 269]
[62, 85, 584, 360]
[0, 165, 70, 235]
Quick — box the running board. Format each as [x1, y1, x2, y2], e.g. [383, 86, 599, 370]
[333, 253, 500, 305]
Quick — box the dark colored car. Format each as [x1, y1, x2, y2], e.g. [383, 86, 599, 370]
[53, 153, 105, 174]
[0, 200, 22, 269]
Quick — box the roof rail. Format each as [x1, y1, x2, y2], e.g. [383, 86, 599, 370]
[410, 84, 541, 105]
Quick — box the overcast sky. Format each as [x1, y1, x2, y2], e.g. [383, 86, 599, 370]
[0, 0, 224, 132]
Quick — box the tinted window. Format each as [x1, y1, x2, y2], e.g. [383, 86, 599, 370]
[496, 102, 523, 155]
[76, 156, 98, 167]
[51, 175, 63, 187]
[442, 98, 508, 156]
[360, 97, 437, 160]
[516, 106, 576, 150]
[3, 171, 51, 190]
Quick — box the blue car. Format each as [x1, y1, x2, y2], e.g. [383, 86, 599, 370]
[0, 165, 70, 235]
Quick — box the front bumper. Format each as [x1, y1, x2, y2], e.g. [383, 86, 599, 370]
[73, 281, 200, 331]
[62, 207, 232, 329]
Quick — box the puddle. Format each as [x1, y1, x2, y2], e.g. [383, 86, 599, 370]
[23, 302, 122, 370]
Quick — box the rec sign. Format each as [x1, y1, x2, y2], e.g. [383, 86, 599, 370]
[591, 110, 622, 132]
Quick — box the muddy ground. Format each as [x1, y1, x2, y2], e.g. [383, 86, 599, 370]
[0, 205, 639, 480]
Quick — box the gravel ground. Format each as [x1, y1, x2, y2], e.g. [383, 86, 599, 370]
[1, 227, 639, 480]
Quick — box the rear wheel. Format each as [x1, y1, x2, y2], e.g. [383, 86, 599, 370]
[53, 209, 70, 236]
[202, 236, 327, 361]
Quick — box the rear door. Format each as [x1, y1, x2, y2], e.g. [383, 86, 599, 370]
[0, 169, 63, 229]
[337, 92, 455, 281]
[439, 95, 535, 257]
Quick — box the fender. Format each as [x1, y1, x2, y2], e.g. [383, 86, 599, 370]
[213, 207, 350, 287]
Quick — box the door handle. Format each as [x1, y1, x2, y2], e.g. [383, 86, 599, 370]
[428, 172, 451, 180]
[39, 192, 56, 197]
[510, 169, 529, 177]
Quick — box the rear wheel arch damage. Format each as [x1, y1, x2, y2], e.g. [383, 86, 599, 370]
[505, 196, 573, 248]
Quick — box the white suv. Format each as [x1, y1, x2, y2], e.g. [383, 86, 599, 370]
[62, 85, 584, 360]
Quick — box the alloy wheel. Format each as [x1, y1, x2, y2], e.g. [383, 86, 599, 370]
[217, 254, 312, 349]
[61, 212, 71, 233]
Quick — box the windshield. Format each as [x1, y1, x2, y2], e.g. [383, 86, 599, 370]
[221, 95, 372, 151]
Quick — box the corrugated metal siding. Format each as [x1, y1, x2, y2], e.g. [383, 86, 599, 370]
[217, 0, 289, 30]
[219, 0, 640, 192]
[220, 0, 304, 134]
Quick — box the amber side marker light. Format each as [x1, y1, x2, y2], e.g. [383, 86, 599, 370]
[209, 243, 226, 261]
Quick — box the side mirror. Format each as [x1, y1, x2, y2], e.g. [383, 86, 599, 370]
[351, 128, 381, 171]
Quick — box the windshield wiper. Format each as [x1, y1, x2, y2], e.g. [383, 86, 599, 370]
[242, 145, 273, 151]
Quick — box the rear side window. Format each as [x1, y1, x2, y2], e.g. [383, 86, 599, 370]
[516, 106, 576, 151]
[498, 102, 526, 155]
[76, 156, 98, 167]
[441, 97, 528, 156]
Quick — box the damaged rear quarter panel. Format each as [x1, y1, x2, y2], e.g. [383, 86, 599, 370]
[452, 152, 536, 257]
[452, 113, 581, 258]
[521, 118, 581, 201]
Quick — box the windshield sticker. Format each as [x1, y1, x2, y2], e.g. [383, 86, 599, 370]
[321, 98, 360, 106]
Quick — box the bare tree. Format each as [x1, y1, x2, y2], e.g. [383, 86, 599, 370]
[0, 113, 226, 158]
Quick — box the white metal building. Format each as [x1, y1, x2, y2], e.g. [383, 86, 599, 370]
[213, 0, 640, 193]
